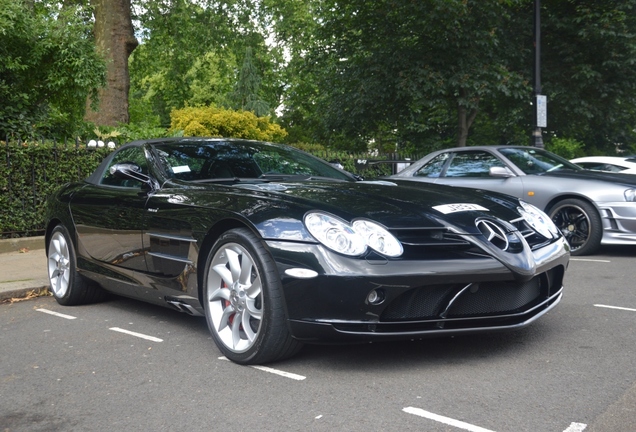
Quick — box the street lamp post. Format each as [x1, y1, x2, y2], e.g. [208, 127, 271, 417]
[532, 0, 546, 148]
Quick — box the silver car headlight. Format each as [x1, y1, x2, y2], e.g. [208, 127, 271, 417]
[518, 201, 560, 239]
[625, 189, 636, 202]
[304, 212, 403, 257]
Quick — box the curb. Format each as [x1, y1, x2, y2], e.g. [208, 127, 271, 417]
[0, 236, 47, 302]
[0, 286, 50, 303]
[0, 236, 45, 254]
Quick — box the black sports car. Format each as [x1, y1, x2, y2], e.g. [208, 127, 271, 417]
[45, 138, 570, 364]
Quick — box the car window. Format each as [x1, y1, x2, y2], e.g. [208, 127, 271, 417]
[578, 162, 626, 172]
[499, 147, 580, 175]
[444, 151, 505, 178]
[100, 146, 148, 188]
[414, 153, 449, 177]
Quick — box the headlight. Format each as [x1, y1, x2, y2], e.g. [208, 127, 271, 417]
[304, 212, 367, 256]
[304, 212, 403, 257]
[352, 220, 403, 257]
[625, 189, 636, 202]
[518, 201, 560, 239]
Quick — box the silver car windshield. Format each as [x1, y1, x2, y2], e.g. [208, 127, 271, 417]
[499, 148, 582, 175]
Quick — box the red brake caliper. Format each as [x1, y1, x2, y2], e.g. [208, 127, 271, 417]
[221, 281, 235, 325]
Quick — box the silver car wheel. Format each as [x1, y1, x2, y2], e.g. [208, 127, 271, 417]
[48, 230, 71, 298]
[206, 242, 263, 353]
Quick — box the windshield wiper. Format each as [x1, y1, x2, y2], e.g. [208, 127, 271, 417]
[193, 177, 268, 184]
[258, 173, 311, 181]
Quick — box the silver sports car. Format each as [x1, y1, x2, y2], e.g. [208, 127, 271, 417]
[390, 145, 636, 255]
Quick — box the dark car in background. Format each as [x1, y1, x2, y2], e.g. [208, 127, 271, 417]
[45, 138, 569, 364]
[390, 145, 636, 256]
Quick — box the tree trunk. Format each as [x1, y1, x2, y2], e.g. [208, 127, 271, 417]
[85, 0, 138, 126]
[457, 89, 479, 147]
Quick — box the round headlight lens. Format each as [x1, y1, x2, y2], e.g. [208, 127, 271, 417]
[304, 212, 367, 256]
[518, 201, 559, 239]
[624, 189, 636, 202]
[352, 220, 403, 257]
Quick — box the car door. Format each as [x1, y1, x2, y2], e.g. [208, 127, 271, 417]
[70, 146, 149, 273]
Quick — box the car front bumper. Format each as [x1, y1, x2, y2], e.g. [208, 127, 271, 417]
[266, 237, 570, 343]
[599, 202, 636, 245]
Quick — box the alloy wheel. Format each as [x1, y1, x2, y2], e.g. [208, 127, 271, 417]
[48, 231, 71, 298]
[206, 243, 263, 353]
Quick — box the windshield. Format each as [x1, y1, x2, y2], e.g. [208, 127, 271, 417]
[150, 140, 356, 182]
[499, 147, 583, 175]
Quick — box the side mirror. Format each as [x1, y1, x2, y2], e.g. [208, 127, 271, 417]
[110, 163, 158, 189]
[489, 166, 515, 178]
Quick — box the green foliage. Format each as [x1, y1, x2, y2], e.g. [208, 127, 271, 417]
[170, 105, 288, 142]
[5, 0, 636, 158]
[129, 0, 284, 128]
[546, 137, 586, 159]
[287, 142, 327, 153]
[291, 0, 529, 151]
[230, 47, 271, 116]
[540, 0, 636, 154]
[0, 0, 106, 139]
[0, 143, 109, 237]
[88, 123, 173, 144]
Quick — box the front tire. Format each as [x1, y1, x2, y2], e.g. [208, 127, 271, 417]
[203, 228, 302, 364]
[548, 198, 602, 256]
[47, 225, 106, 305]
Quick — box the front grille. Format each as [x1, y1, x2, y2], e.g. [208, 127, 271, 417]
[381, 284, 460, 320]
[445, 278, 541, 317]
[391, 227, 470, 248]
[380, 267, 563, 322]
[388, 215, 556, 258]
[508, 216, 553, 250]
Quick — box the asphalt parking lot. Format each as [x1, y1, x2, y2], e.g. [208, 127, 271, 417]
[1, 246, 635, 432]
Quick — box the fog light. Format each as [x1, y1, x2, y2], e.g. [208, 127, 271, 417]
[366, 289, 385, 305]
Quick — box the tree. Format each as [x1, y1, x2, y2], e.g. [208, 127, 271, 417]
[128, 0, 283, 127]
[84, 0, 138, 126]
[298, 0, 529, 150]
[0, 0, 105, 138]
[540, 0, 636, 153]
[230, 47, 270, 116]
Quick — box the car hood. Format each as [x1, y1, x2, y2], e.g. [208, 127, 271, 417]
[229, 179, 522, 233]
[542, 169, 636, 186]
[225, 179, 555, 281]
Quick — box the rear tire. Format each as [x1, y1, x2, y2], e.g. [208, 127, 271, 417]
[202, 228, 302, 364]
[47, 225, 106, 305]
[548, 198, 602, 256]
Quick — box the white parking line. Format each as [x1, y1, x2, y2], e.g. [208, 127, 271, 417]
[109, 327, 163, 342]
[402, 407, 495, 432]
[404, 407, 586, 432]
[36, 308, 76, 320]
[594, 304, 636, 313]
[563, 422, 587, 431]
[218, 356, 306, 380]
[570, 258, 611, 263]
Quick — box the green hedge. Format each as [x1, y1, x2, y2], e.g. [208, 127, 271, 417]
[0, 141, 416, 238]
[1, 143, 110, 237]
